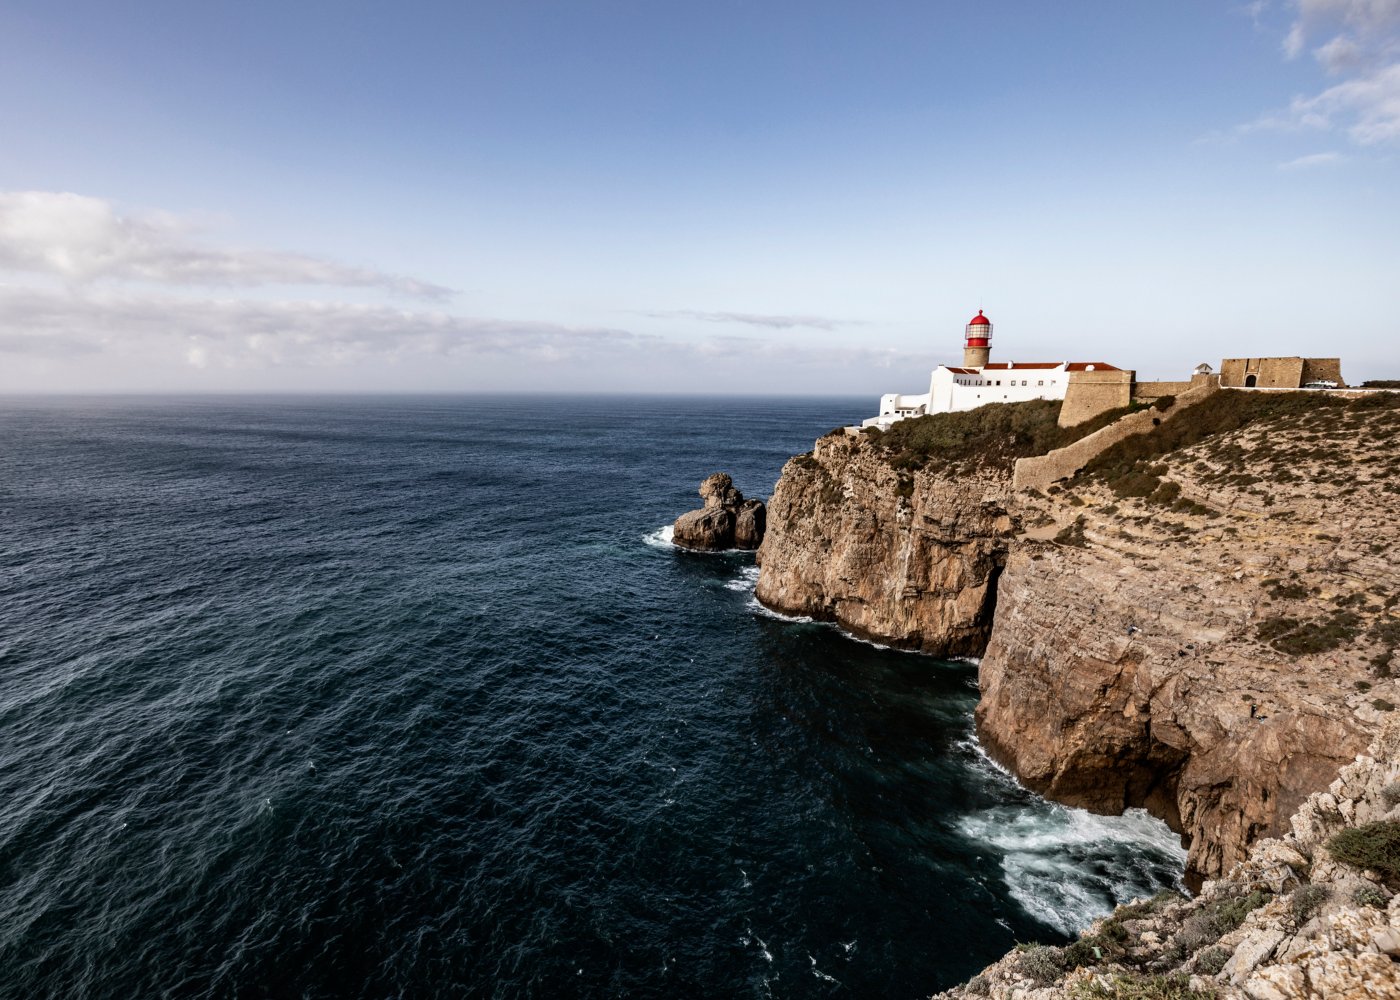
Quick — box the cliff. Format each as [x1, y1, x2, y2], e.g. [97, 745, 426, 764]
[757, 390, 1400, 889]
[934, 719, 1400, 1000]
[978, 390, 1400, 884]
[754, 430, 1013, 655]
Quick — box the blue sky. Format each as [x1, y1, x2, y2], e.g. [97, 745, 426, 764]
[1, 1, 1396, 393]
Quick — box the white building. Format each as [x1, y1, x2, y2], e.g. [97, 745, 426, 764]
[862, 310, 1123, 430]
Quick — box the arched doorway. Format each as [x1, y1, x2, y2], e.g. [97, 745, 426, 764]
[1245, 374, 1257, 387]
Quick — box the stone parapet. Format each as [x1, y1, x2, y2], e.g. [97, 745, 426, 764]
[1014, 380, 1220, 493]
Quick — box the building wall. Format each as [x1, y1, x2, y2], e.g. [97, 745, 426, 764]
[1058, 369, 1134, 428]
[1132, 380, 1193, 402]
[1220, 357, 1304, 388]
[1301, 358, 1346, 386]
[929, 366, 1070, 414]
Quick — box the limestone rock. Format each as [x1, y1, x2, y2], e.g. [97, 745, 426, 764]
[672, 472, 766, 551]
[755, 432, 1012, 655]
[734, 499, 766, 549]
[672, 506, 736, 551]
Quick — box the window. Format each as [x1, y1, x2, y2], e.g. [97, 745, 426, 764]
[1021, 380, 1028, 386]
[1037, 380, 1044, 386]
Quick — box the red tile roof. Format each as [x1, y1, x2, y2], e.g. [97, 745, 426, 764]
[981, 362, 1062, 370]
[1065, 362, 1121, 371]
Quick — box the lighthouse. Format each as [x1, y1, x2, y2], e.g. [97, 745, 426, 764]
[861, 306, 1128, 430]
[963, 310, 992, 368]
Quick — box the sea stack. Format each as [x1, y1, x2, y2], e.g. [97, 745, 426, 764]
[672, 473, 766, 551]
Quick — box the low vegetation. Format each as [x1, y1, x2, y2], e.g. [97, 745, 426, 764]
[1326, 821, 1400, 882]
[870, 399, 1147, 474]
[1077, 390, 1400, 501]
[1068, 972, 1218, 1000]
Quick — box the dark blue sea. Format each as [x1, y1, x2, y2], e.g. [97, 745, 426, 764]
[0, 395, 1184, 999]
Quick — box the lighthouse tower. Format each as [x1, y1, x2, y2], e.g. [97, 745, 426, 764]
[963, 310, 992, 368]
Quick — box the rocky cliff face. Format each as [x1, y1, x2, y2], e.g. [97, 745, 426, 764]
[978, 392, 1400, 884]
[757, 392, 1400, 889]
[935, 718, 1400, 1000]
[755, 430, 1014, 656]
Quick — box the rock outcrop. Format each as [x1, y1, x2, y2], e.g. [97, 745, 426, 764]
[672, 473, 767, 551]
[754, 430, 1014, 656]
[933, 719, 1400, 1000]
[978, 392, 1400, 884]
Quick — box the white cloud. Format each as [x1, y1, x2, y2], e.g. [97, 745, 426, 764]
[0, 191, 913, 391]
[1278, 150, 1346, 166]
[1250, 0, 1400, 144]
[643, 309, 864, 330]
[1288, 61, 1400, 141]
[0, 286, 646, 369]
[0, 191, 451, 297]
[0, 284, 925, 393]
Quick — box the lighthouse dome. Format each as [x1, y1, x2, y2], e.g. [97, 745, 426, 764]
[967, 310, 990, 327]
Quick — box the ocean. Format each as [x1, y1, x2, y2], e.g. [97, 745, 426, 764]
[0, 394, 1184, 999]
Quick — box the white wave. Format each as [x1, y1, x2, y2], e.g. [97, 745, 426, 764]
[808, 955, 841, 985]
[724, 565, 761, 592]
[955, 727, 1185, 934]
[959, 802, 1186, 936]
[646, 523, 757, 555]
[642, 525, 675, 548]
[746, 595, 816, 624]
[744, 929, 774, 963]
[955, 732, 1025, 792]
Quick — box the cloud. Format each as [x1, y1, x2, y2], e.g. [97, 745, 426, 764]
[643, 309, 864, 330]
[1247, 0, 1400, 144]
[0, 286, 647, 369]
[0, 191, 452, 297]
[1278, 150, 1347, 166]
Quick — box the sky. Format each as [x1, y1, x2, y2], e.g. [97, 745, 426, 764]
[0, 0, 1396, 394]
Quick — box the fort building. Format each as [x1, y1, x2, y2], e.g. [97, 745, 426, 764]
[862, 310, 1134, 431]
[1219, 357, 1346, 389]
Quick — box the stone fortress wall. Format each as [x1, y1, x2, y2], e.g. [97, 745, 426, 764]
[1057, 369, 1134, 428]
[1220, 357, 1346, 388]
[1014, 380, 1221, 492]
[1130, 380, 1193, 401]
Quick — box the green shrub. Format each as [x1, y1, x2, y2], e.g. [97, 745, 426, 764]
[1290, 884, 1329, 924]
[1116, 890, 1186, 921]
[1068, 971, 1219, 1000]
[1194, 946, 1230, 976]
[1353, 884, 1388, 908]
[1149, 480, 1182, 505]
[1382, 782, 1400, 808]
[1055, 516, 1089, 548]
[1326, 821, 1400, 880]
[1255, 609, 1362, 656]
[1374, 699, 1396, 713]
[1015, 944, 1065, 985]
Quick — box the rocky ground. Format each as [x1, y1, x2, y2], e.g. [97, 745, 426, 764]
[933, 718, 1400, 1000]
[978, 391, 1400, 884]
